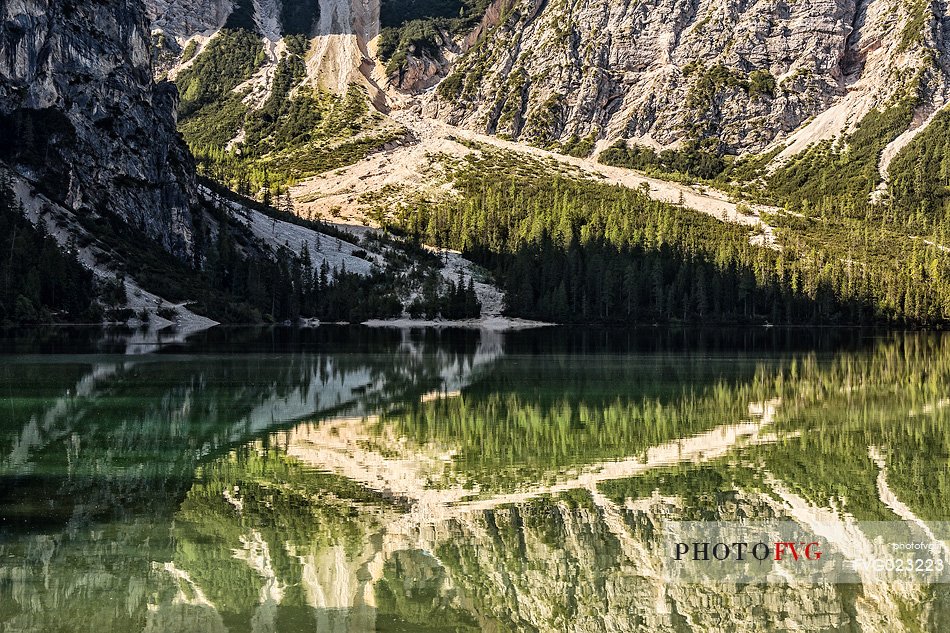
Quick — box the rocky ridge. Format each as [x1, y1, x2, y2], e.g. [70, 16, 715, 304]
[0, 0, 198, 257]
[145, 0, 950, 176]
[426, 0, 950, 157]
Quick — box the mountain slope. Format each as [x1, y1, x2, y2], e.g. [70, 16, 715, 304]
[148, 0, 410, 207]
[147, 0, 950, 192]
[427, 0, 947, 156]
[7, 0, 950, 325]
[0, 0, 487, 327]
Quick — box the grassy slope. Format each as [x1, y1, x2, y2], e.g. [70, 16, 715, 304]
[175, 30, 404, 202]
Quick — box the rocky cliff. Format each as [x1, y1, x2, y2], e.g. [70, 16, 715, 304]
[423, 0, 950, 156]
[147, 0, 383, 97]
[145, 0, 950, 167]
[0, 0, 197, 257]
[147, 0, 233, 41]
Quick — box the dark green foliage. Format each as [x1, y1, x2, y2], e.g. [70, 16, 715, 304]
[684, 64, 776, 101]
[378, 0, 493, 73]
[176, 30, 295, 152]
[179, 95, 249, 149]
[761, 204, 950, 325]
[177, 29, 264, 118]
[65, 197, 261, 323]
[888, 108, 950, 219]
[389, 149, 950, 325]
[379, 19, 445, 74]
[560, 134, 597, 158]
[898, 0, 929, 52]
[767, 96, 917, 211]
[600, 140, 726, 180]
[99, 275, 128, 309]
[684, 64, 748, 115]
[715, 147, 782, 185]
[436, 71, 464, 100]
[380, 0, 468, 27]
[284, 33, 309, 57]
[251, 80, 362, 160]
[748, 69, 777, 98]
[407, 272, 481, 319]
[0, 179, 99, 324]
[180, 40, 198, 62]
[244, 49, 311, 148]
[376, 27, 400, 61]
[685, 64, 748, 94]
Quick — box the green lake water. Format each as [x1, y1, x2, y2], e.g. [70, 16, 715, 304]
[1, 326, 950, 632]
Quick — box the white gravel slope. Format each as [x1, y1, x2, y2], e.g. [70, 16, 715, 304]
[291, 107, 779, 248]
[9, 174, 218, 344]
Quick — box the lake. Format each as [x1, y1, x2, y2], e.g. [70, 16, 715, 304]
[1, 326, 949, 632]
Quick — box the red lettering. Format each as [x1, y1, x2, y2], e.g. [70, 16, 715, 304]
[774, 542, 800, 561]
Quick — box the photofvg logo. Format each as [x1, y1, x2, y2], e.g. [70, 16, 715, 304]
[662, 521, 950, 584]
[673, 540, 822, 563]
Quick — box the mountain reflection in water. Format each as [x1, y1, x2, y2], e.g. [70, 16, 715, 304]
[1, 326, 949, 632]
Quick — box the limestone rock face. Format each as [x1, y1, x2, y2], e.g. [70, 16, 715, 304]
[422, 0, 950, 154]
[137, 0, 950, 158]
[146, 0, 233, 41]
[0, 0, 196, 257]
[146, 0, 384, 98]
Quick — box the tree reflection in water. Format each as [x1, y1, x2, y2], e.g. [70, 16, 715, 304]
[1, 327, 949, 631]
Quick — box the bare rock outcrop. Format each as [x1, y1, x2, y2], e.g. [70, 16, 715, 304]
[423, 0, 949, 155]
[0, 0, 197, 257]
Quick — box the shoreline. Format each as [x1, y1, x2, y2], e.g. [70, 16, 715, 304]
[361, 316, 554, 331]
